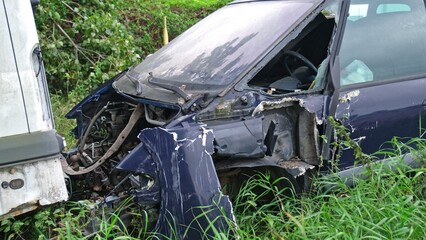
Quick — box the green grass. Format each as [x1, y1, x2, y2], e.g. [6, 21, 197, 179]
[237, 168, 425, 239]
[233, 137, 426, 240]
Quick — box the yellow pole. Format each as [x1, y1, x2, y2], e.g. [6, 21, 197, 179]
[163, 16, 169, 45]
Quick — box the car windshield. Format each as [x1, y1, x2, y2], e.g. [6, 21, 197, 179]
[128, 1, 316, 89]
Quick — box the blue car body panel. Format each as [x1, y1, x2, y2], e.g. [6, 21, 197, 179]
[116, 118, 233, 238]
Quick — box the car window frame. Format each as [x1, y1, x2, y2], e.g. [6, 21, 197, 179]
[233, 0, 342, 97]
[339, 73, 426, 92]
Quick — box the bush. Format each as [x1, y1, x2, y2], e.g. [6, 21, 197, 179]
[36, 0, 229, 97]
[35, 0, 229, 142]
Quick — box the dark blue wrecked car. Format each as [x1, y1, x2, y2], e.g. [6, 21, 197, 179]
[62, 0, 426, 238]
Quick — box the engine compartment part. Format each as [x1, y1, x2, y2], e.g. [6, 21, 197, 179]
[62, 103, 144, 175]
[210, 116, 266, 159]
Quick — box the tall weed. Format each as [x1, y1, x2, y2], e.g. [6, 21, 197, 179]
[234, 137, 426, 239]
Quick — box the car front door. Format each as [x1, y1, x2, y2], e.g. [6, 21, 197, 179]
[332, 0, 426, 169]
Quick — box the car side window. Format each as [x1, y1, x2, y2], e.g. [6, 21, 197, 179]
[339, 0, 426, 86]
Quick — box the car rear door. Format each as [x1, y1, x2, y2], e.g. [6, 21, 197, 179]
[333, 0, 426, 169]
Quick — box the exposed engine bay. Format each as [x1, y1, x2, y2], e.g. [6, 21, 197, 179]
[63, 94, 242, 237]
[62, 101, 179, 232]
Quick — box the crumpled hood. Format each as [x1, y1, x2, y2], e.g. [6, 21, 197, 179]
[113, 0, 321, 105]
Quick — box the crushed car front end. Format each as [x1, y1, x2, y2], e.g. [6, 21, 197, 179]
[63, 0, 331, 238]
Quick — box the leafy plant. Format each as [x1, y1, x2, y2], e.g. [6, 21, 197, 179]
[36, 0, 229, 98]
[38, 0, 230, 142]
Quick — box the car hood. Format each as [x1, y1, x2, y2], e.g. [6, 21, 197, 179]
[113, 0, 322, 105]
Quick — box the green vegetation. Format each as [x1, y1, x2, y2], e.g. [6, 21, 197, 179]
[233, 133, 426, 240]
[1, 1, 424, 239]
[37, 0, 229, 95]
[230, 119, 426, 239]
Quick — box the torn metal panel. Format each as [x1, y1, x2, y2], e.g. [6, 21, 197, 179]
[250, 98, 321, 165]
[263, 113, 296, 161]
[277, 159, 316, 178]
[298, 110, 321, 165]
[339, 90, 360, 103]
[299, 94, 327, 125]
[116, 121, 234, 239]
[252, 96, 325, 124]
[252, 97, 302, 116]
[215, 157, 280, 171]
[336, 90, 362, 133]
[210, 116, 266, 159]
[0, 156, 68, 220]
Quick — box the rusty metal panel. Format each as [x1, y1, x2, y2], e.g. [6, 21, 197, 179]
[0, 156, 68, 219]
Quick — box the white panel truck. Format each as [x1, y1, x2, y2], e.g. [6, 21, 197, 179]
[0, 0, 68, 219]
